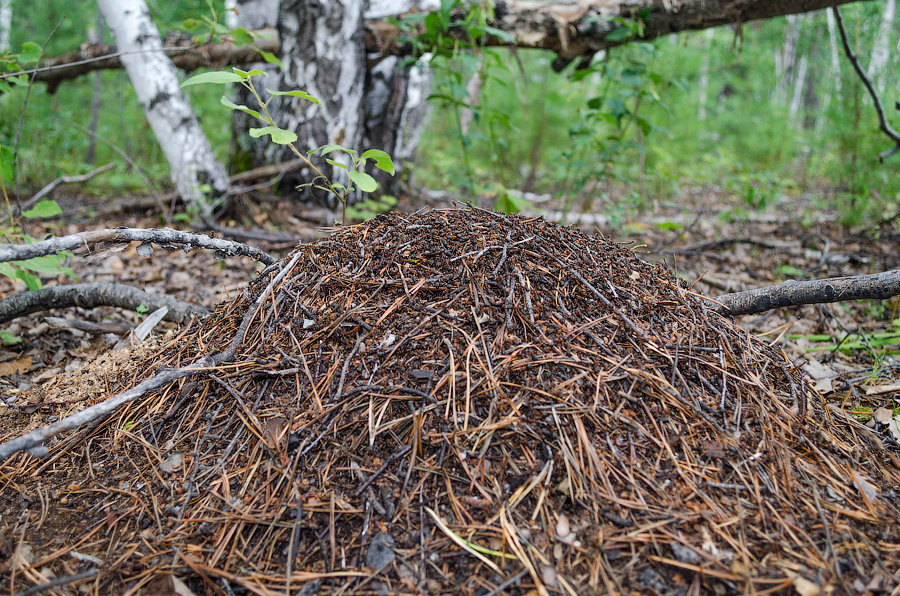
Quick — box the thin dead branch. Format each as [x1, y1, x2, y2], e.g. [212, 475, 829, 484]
[833, 6, 900, 162]
[6, 163, 116, 223]
[0, 251, 301, 462]
[0, 281, 205, 324]
[0, 227, 276, 265]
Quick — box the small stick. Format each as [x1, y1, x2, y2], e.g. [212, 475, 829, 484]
[0, 227, 276, 265]
[0, 252, 302, 462]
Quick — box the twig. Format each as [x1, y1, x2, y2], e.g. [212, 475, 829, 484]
[0, 282, 204, 325]
[832, 6, 900, 162]
[0, 227, 276, 265]
[22, 163, 116, 213]
[0, 251, 301, 462]
[12, 568, 97, 596]
[228, 158, 306, 184]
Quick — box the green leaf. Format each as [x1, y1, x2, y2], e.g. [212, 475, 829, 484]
[244, 69, 267, 77]
[220, 95, 261, 119]
[470, 25, 515, 43]
[181, 71, 243, 87]
[0, 329, 21, 344]
[266, 88, 321, 105]
[493, 192, 529, 214]
[181, 18, 204, 31]
[19, 42, 41, 65]
[325, 158, 348, 170]
[0, 262, 16, 282]
[249, 126, 298, 144]
[230, 27, 254, 46]
[257, 50, 282, 68]
[348, 171, 377, 193]
[16, 269, 42, 291]
[22, 200, 62, 218]
[605, 27, 631, 42]
[18, 255, 65, 276]
[440, 0, 457, 29]
[361, 149, 395, 175]
[317, 144, 355, 156]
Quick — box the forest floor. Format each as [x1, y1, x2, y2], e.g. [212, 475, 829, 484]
[1, 186, 899, 594]
[5, 186, 892, 408]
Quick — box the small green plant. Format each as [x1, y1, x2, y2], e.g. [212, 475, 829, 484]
[180, 1, 281, 67]
[0, 328, 21, 344]
[0, 200, 75, 291]
[181, 68, 394, 222]
[793, 318, 900, 356]
[135, 303, 149, 319]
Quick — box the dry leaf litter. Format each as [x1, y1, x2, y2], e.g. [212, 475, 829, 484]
[2, 208, 899, 595]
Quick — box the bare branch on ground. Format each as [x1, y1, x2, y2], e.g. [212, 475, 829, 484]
[18, 163, 116, 217]
[0, 252, 303, 462]
[712, 268, 900, 317]
[0, 227, 277, 265]
[0, 282, 206, 325]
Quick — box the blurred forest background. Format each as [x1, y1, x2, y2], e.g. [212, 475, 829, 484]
[2, 0, 898, 227]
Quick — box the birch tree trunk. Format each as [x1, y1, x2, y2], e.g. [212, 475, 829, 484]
[866, 0, 895, 89]
[97, 0, 229, 204]
[233, 0, 433, 207]
[0, 0, 10, 52]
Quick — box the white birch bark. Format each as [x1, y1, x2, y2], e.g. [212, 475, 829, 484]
[788, 53, 807, 121]
[233, 0, 434, 206]
[775, 14, 800, 107]
[97, 0, 229, 204]
[225, 0, 240, 29]
[867, 0, 895, 89]
[0, 0, 10, 52]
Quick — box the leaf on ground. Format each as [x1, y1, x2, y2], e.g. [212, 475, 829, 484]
[0, 356, 31, 376]
[801, 358, 837, 394]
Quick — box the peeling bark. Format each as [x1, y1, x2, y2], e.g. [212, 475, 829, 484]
[233, 0, 432, 205]
[97, 0, 230, 203]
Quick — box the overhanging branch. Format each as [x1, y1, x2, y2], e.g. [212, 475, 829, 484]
[8, 0, 874, 90]
[832, 6, 900, 162]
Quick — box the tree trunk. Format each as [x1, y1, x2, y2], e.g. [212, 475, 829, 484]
[233, 0, 432, 206]
[0, 0, 10, 52]
[97, 0, 229, 204]
[866, 0, 895, 89]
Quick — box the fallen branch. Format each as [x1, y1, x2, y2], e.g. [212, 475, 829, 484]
[0, 282, 206, 325]
[228, 158, 306, 184]
[711, 268, 900, 317]
[833, 6, 900, 162]
[0, 227, 276, 265]
[0, 251, 303, 462]
[21, 163, 116, 214]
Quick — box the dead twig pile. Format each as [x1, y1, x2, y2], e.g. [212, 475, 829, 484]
[2, 208, 898, 595]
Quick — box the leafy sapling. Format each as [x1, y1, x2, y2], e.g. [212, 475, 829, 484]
[181, 68, 395, 222]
